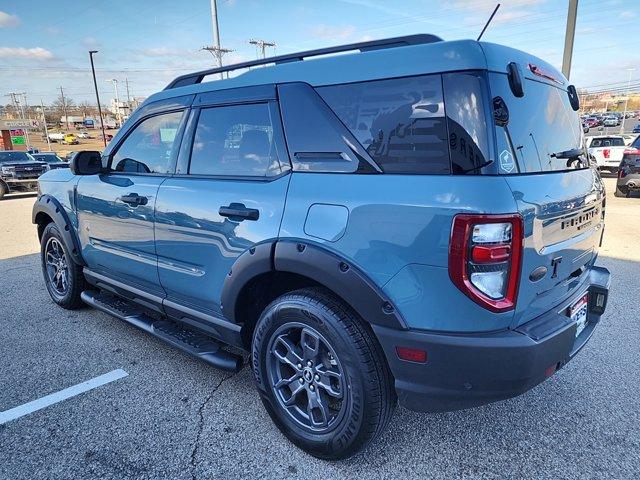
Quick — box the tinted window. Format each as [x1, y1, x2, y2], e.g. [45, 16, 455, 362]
[632, 136, 640, 149]
[590, 137, 625, 147]
[489, 73, 585, 173]
[189, 103, 279, 176]
[111, 111, 184, 174]
[318, 75, 449, 174]
[442, 72, 490, 174]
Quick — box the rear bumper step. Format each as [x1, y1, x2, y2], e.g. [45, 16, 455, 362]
[80, 290, 243, 372]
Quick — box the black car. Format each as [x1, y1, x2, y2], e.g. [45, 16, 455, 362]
[0, 151, 48, 199]
[31, 152, 69, 170]
[616, 137, 640, 197]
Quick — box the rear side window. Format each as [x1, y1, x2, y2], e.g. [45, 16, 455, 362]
[189, 103, 280, 177]
[590, 137, 625, 148]
[317, 75, 450, 174]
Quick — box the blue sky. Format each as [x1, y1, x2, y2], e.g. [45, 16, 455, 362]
[0, 0, 638, 105]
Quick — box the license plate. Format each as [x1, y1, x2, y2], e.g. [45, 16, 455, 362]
[569, 294, 589, 338]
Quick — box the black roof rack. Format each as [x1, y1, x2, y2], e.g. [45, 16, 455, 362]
[164, 34, 443, 90]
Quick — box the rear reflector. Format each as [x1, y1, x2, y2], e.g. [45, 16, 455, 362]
[396, 347, 427, 363]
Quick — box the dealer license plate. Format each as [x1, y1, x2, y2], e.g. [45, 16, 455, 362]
[569, 294, 589, 338]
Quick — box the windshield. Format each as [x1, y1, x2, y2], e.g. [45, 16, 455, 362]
[0, 151, 36, 163]
[490, 73, 585, 174]
[33, 154, 63, 163]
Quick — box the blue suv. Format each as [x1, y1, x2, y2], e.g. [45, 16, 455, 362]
[33, 35, 611, 459]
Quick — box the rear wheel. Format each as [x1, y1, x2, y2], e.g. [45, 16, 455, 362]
[40, 223, 86, 309]
[252, 287, 395, 459]
[0, 182, 6, 200]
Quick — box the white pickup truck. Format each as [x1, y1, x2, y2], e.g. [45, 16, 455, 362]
[586, 136, 627, 172]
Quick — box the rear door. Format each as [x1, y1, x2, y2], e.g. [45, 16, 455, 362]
[488, 71, 605, 327]
[76, 109, 187, 297]
[587, 137, 626, 168]
[154, 86, 290, 317]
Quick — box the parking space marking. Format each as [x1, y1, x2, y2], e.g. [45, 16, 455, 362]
[0, 369, 129, 425]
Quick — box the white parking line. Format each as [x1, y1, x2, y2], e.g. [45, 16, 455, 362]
[0, 369, 129, 425]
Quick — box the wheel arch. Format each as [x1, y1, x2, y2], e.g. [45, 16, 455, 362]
[32, 194, 85, 266]
[221, 239, 407, 348]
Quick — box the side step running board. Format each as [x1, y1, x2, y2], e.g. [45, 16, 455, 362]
[80, 290, 243, 372]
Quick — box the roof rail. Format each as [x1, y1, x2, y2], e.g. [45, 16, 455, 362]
[164, 34, 443, 90]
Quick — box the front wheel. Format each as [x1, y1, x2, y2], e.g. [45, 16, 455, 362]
[0, 182, 6, 200]
[252, 287, 396, 460]
[40, 223, 86, 309]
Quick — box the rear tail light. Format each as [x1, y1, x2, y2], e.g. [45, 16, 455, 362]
[449, 214, 523, 312]
[623, 147, 640, 155]
[619, 168, 626, 178]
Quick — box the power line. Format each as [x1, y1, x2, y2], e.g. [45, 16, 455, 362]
[249, 39, 276, 59]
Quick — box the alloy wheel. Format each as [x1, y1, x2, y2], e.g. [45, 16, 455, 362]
[44, 237, 69, 296]
[266, 322, 348, 433]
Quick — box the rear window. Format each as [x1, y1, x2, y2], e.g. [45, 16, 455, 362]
[590, 137, 625, 147]
[489, 72, 585, 174]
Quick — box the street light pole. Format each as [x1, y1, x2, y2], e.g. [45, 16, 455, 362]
[620, 68, 636, 134]
[89, 50, 107, 147]
[40, 99, 52, 151]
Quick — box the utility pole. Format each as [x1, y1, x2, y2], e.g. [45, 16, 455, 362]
[106, 79, 121, 127]
[60, 86, 69, 131]
[41, 99, 51, 151]
[561, 0, 578, 80]
[88, 50, 107, 147]
[6, 91, 31, 146]
[620, 68, 636, 134]
[18, 92, 31, 147]
[203, 0, 233, 79]
[202, 45, 234, 79]
[249, 39, 276, 60]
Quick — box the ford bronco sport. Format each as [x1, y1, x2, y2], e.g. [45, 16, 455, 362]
[33, 35, 611, 459]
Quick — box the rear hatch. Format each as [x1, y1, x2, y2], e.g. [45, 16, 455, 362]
[487, 68, 605, 328]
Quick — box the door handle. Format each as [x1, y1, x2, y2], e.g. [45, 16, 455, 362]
[219, 203, 259, 221]
[120, 193, 148, 206]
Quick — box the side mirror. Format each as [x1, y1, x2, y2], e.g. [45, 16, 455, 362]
[70, 151, 103, 175]
[507, 62, 524, 98]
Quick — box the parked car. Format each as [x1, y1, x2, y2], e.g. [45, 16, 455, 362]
[603, 116, 619, 127]
[585, 117, 600, 128]
[0, 150, 48, 199]
[77, 131, 92, 139]
[47, 132, 79, 145]
[32, 34, 611, 459]
[632, 124, 640, 134]
[616, 137, 640, 197]
[30, 152, 69, 170]
[582, 122, 589, 133]
[586, 135, 627, 172]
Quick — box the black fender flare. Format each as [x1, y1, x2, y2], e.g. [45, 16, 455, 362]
[32, 194, 85, 266]
[221, 239, 406, 330]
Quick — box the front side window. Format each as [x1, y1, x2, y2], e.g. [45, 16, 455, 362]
[318, 75, 449, 174]
[111, 111, 184, 174]
[189, 103, 279, 177]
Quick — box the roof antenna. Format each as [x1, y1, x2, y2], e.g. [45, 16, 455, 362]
[477, 4, 501, 41]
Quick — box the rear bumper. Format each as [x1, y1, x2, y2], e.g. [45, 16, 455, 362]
[618, 174, 640, 189]
[373, 266, 611, 413]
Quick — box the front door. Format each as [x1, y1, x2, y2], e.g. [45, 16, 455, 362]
[154, 91, 290, 317]
[76, 110, 186, 297]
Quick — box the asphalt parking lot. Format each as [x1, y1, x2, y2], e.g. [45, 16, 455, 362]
[1, 178, 638, 480]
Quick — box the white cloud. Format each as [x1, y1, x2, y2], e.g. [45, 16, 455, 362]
[0, 47, 54, 59]
[0, 11, 20, 27]
[620, 11, 637, 19]
[140, 47, 184, 57]
[311, 24, 356, 40]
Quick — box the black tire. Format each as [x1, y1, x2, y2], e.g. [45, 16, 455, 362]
[252, 287, 396, 460]
[40, 223, 86, 309]
[0, 182, 6, 200]
[614, 186, 630, 198]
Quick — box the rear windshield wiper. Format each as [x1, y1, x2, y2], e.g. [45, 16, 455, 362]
[549, 148, 588, 168]
[550, 148, 584, 159]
